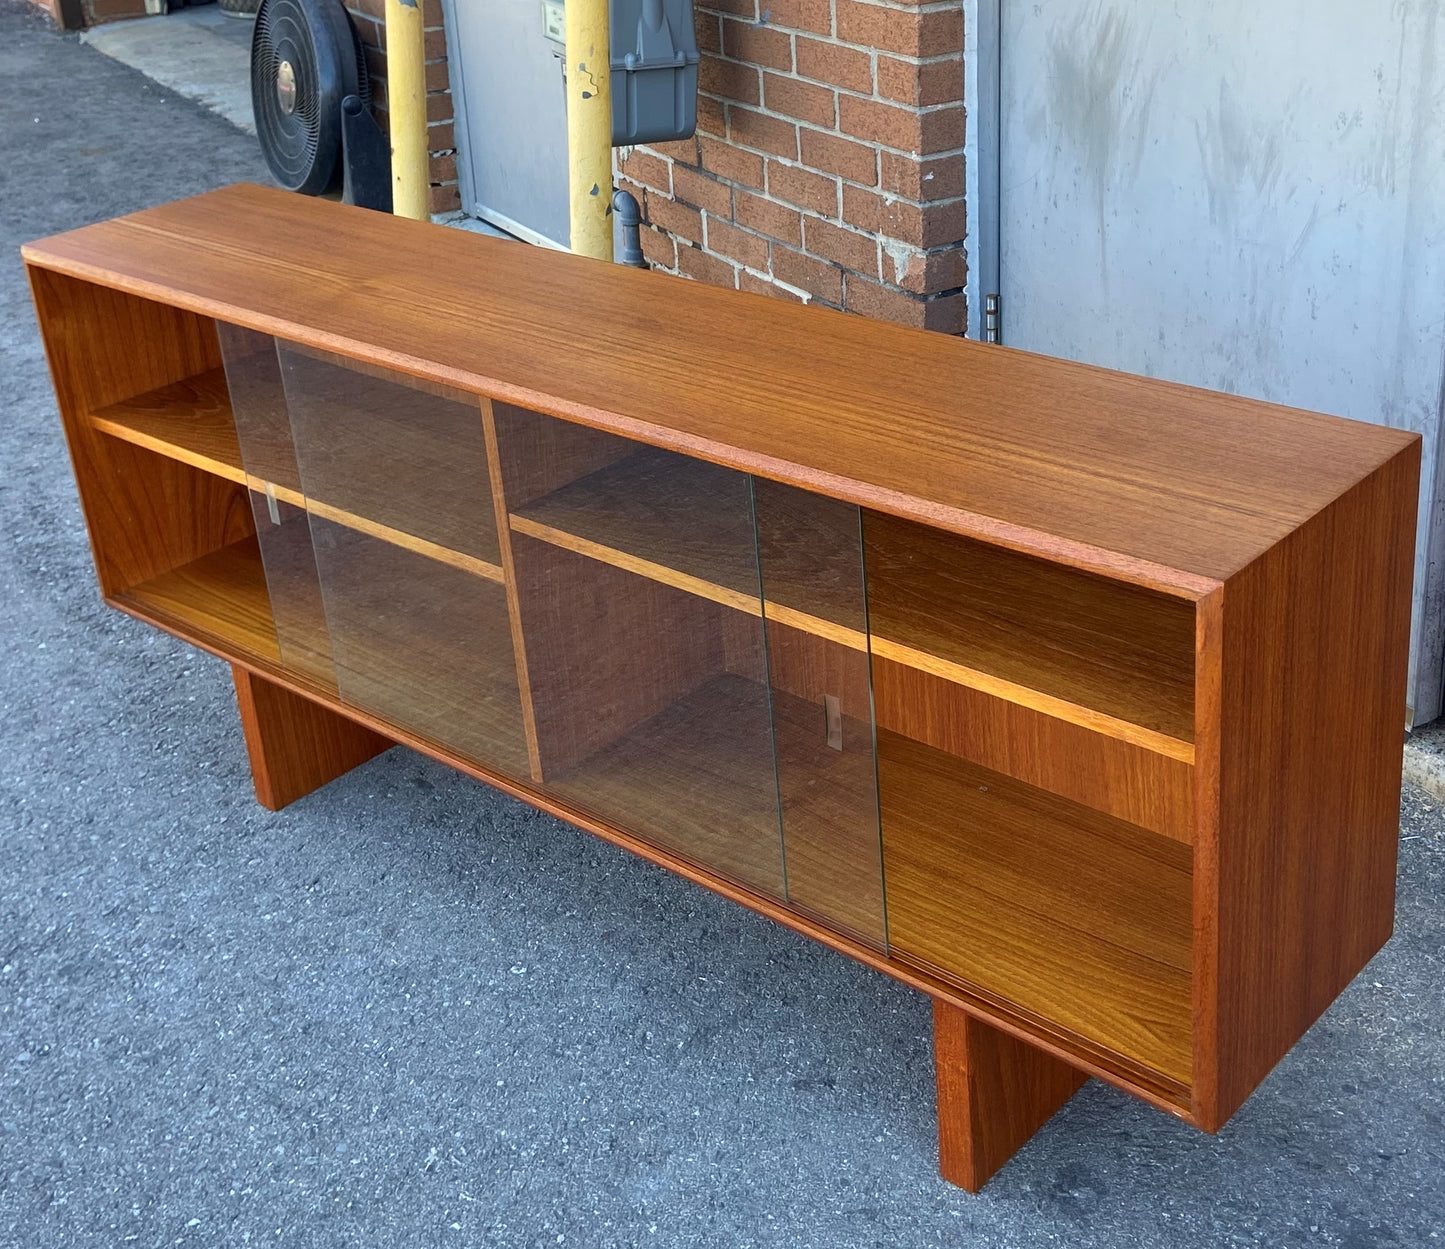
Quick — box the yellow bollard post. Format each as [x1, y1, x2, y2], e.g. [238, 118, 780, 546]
[384, 0, 430, 221]
[565, 0, 614, 260]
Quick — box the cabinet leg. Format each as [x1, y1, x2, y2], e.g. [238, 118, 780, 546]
[232, 666, 393, 811]
[933, 998, 1087, 1191]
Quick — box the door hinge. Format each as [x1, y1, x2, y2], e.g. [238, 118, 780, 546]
[984, 293, 1001, 344]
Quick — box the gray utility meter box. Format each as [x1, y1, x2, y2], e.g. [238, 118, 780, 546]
[610, 0, 700, 145]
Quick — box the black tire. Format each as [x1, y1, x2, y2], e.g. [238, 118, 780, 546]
[251, 0, 363, 195]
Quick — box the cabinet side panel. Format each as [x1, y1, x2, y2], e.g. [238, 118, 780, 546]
[1211, 444, 1419, 1126]
[26, 266, 246, 594]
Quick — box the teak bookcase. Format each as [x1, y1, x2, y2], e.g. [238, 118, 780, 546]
[23, 185, 1420, 1191]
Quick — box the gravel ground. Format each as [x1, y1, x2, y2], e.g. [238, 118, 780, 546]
[1, 4, 1443, 1245]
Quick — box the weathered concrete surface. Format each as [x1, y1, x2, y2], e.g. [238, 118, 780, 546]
[2, 5, 1443, 1245]
[1405, 725, 1445, 803]
[81, 5, 255, 134]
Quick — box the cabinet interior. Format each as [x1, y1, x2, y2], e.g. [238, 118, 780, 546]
[74, 291, 1199, 1102]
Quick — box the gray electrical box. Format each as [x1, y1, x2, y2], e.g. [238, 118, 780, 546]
[610, 0, 699, 145]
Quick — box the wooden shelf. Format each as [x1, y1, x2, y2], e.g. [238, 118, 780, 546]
[512, 447, 765, 602]
[544, 671, 788, 899]
[540, 667, 890, 943]
[90, 372, 505, 585]
[511, 447, 867, 646]
[114, 518, 335, 684]
[115, 526, 528, 778]
[545, 659, 1192, 1078]
[113, 533, 281, 666]
[878, 729, 1194, 1085]
[90, 366, 245, 486]
[514, 450, 1193, 759]
[275, 345, 503, 565]
[97, 380, 1193, 762]
[308, 524, 530, 779]
[865, 513, 1197, 758]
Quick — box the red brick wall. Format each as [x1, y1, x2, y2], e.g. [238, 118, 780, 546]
[79, 0, 147, 24]
[344, 0, 460, 216]
[617, 0, 966, 332]
[338, 2, 967, 330]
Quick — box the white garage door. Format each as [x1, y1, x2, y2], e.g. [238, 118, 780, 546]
[970, 0, 1445, 722]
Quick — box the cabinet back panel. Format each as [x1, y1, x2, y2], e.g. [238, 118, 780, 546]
[873, 658, 1192, 843]
[864, 512, 1196, 743]
[491, 401, 633, 510]
[511, 533, 731, 776]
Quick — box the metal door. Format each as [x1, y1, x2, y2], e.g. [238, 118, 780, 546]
[972, 0, 1445, 722]
[443, 0, 570, 248]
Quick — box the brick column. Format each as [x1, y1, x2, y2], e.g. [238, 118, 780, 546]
[618, 0, 966, 333]
[344, 0, 460, 216]
[78, 0, 147, 22]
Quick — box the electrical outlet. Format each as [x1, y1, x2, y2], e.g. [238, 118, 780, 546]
[542, 0, 565, 46]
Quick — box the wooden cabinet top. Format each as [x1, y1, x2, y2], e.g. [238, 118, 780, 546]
[22, 181, 1417, 596]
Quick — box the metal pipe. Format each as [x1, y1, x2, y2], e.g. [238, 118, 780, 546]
[613, 189, 645, 267]
[565, 0, 614, 260]
[384, 0, 430, 221]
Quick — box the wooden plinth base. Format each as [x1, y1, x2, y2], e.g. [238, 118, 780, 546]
[933, 998, 1088, 1191]
[232, 666, 393, 810]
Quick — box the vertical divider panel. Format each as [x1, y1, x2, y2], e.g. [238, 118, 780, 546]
[479, 398, 545, 783]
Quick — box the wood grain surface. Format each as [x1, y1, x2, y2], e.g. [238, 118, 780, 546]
[1195, 442, 1419, 1128]
[933, 998, 1088, 1191]
[26, 268, 252, 598]
[22, 184, 1420, 593]
[879, 729, 1195, 1085]
[307, 522, 530, 780]
[543, 673, 788, 900]
[509, 530, 734, 781]
[90, 366, 241, 482]
[116, 535, 280, 663]
[233, 666, 392, 811]
[872, 657, 1193, 843]
[480, 400, 547, 783]
[91, 368, 504, 583]
[864, 511, 1197, 751]
[277, 345, 502, 563]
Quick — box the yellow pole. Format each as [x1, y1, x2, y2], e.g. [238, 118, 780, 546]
[385, 0, 430, 220]
[565, 0, 613, 259]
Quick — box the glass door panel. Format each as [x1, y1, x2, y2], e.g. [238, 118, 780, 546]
[494, 403, 787, 899]
[754, 480, 884, 949]
[276, 344, 528, 778]
[216, 323, 335, 691]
